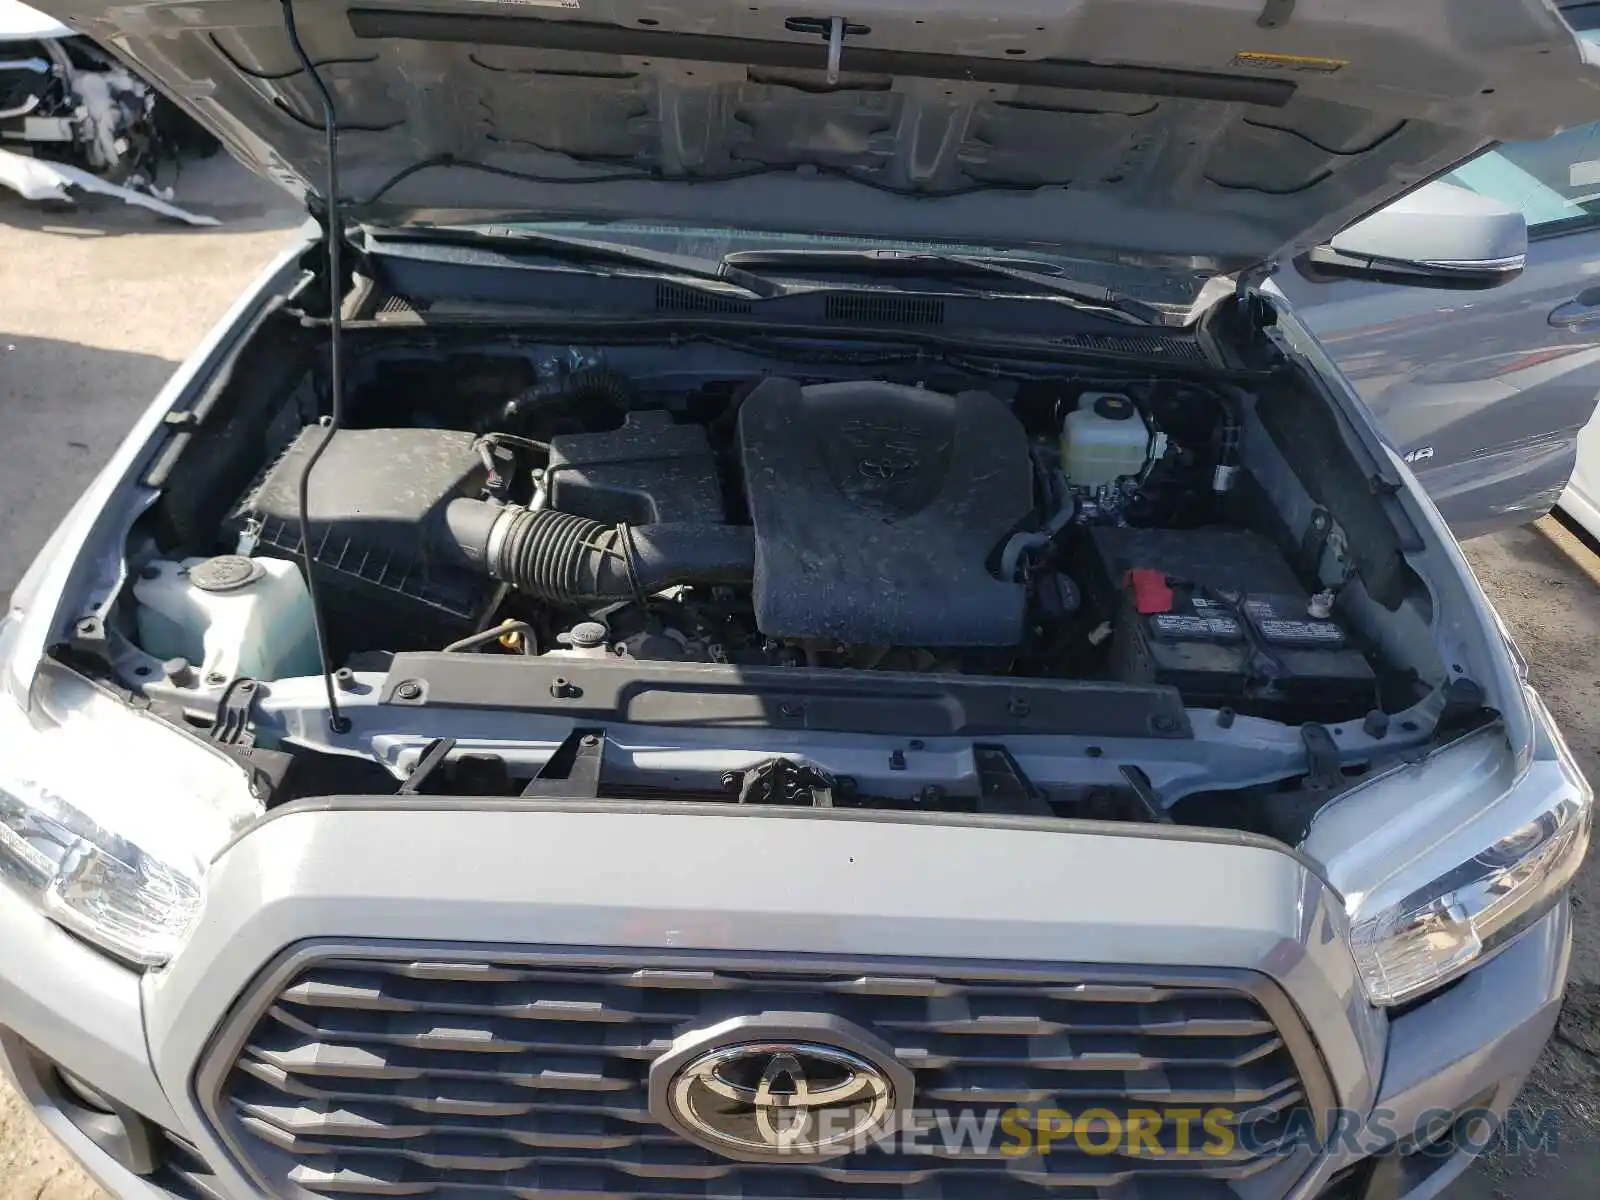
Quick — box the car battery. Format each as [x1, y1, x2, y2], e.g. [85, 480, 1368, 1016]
[1084, 525, 1377, 717]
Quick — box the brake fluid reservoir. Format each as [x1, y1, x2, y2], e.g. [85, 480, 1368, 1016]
[1061, 392, 1155, 487]
[133, 555, 320, 683]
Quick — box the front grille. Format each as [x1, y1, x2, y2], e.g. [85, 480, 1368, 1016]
[207, 950, 1323, 1200]
[152, 1129, 230, 1200]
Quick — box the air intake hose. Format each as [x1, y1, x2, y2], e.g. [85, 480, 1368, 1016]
[444, 498, 754, 603]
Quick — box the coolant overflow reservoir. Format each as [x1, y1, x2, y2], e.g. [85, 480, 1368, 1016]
[1062, 391, 1157, 487]
[133, 555, 321, 683]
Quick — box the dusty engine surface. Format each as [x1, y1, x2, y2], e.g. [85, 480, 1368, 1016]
[737, 378, 1034, 646]
[177, 349, 1384, 722]
[547, 411, 724, 525]
[224, 427, 501, 651]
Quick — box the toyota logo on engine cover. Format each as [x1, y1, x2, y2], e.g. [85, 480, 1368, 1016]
[648, 1016, 913, 1162]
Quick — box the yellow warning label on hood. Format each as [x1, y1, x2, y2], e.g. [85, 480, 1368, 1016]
[1231, 50, 1348, 73]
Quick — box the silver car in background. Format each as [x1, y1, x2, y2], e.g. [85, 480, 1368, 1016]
[1285, 47, 1600, 540]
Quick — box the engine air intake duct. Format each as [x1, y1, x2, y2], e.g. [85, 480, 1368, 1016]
[444, 499, 755, 604]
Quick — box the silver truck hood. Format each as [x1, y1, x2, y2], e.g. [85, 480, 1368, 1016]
[47, 0, 1600, 270]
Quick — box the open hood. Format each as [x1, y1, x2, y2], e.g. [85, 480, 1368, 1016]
[45, 0, 1600, 270]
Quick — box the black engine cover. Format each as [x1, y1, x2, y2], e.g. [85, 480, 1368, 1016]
[737, 378, 1032, 646]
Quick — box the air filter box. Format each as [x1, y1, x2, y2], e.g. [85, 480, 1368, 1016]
[224, 426, 499, 652]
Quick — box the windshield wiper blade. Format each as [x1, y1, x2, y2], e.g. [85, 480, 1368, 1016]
[386, 225, 787, 299]
[936, 253, 1166, 325]
[723, 248, 1160, 323]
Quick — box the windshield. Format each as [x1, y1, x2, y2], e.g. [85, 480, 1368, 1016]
[432, 220, 1214, 309]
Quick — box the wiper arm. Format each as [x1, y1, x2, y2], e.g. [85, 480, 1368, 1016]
[382, 225, 787, 299]
[937, 253, 1166, 325]
[723, 248, 1160, 323]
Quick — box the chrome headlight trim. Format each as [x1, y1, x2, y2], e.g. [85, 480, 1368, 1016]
[1305, 695, 1590, 1007]
[0, 654, 258, 966]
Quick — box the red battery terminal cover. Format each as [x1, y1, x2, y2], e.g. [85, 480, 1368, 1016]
[1125, 568, 1174, 615]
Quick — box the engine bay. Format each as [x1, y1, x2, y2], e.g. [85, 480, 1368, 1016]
[119, 335, 1416, 731]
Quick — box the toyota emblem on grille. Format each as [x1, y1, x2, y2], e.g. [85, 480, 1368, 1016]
[648, 1015, 914, 1162]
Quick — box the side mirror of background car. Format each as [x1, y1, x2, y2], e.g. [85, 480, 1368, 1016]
[1296, 181, 1527, 290]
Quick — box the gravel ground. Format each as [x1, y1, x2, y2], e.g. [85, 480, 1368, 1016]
[2, 158, 1599, 1200]
[1447, 518, 1600, 1199]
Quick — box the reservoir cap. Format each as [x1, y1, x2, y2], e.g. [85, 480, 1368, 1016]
[1093, 394, 1135, 421]
[189, 554, 265, 593]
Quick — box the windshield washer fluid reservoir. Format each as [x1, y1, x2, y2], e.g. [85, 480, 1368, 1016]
[1062, 392, 1157, 487]
[133, 555, 320, 683]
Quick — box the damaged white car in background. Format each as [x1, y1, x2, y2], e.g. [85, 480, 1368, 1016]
[0, 0, 216, 221]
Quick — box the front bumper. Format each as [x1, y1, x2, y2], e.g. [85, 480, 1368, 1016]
[0, 803, 1572, 1200]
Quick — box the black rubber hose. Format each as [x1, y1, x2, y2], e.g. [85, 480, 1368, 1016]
[443, 499, 754, 603]
[497, 367, 634, 430]
[564, 367, 634, 413]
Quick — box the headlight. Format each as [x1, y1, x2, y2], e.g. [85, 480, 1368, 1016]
[1307, 696, 1591, 1007]
[1347, 795, 1586, 1005]
[0, 651, 258, 966]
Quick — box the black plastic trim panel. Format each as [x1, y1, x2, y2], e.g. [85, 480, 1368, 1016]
[379, 652, 1195, 739]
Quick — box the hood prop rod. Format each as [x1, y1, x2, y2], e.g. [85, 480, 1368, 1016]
[280, 0, 351, 734]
